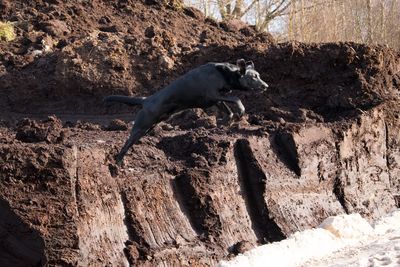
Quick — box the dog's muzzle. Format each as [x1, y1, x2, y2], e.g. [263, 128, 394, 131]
[260, 82, 269, 92]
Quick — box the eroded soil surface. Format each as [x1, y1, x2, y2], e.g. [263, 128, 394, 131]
[0, 0, 399, 266]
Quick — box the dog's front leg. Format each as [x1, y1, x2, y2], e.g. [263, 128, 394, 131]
[115, 128, 147, 165]
[115, 110, 155, 165]
[216, 101, 235, 125]
[216, 101, 234, 120]
[215, 96, 245, 117]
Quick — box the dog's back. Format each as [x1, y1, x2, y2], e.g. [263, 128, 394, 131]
[143, 63, 226, 112]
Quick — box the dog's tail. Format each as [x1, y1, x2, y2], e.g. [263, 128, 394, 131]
[103, 95, 146, 106]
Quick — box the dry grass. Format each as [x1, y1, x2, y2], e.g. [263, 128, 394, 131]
[0, 21, 16, 42]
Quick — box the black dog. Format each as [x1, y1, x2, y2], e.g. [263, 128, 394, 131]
[104, 59, 268, 164]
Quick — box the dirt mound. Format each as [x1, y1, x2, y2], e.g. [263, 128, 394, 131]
[0, 0, 272, 114]
[0, 1, 399, 266]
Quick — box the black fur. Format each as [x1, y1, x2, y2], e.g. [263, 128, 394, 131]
[105, 60, 268, 165]
[215, 64, 244, 91]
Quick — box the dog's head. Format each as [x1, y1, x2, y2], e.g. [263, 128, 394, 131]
[237, 59, 269, 91]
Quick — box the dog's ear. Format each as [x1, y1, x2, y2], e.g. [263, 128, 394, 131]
[236, 59, 246, 75]
[246, 61, 255, 69]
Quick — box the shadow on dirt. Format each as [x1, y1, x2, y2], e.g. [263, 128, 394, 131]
[157, 131, 230, 167]
[0, 198, 47, 267]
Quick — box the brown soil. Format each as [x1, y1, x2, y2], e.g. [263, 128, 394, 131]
[1, 1, 399, 266]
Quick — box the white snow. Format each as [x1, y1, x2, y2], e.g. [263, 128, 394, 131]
[218, 209, 400, 267]
[373, 210, 400, 235]
[319, 213, 374, 238]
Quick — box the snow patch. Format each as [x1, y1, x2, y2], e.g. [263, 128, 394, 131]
[219, 229, 342, 267]
[373, 210, 400, 235]
[319, 213, 373, 238]
[218, 209, 400, 267]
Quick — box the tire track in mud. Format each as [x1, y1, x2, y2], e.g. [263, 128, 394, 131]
[332, 140, 350, 214]
[72, 147, 130, 267]
[272, 131, 301, 177]
[234, 139, 285, 243]
[119, 190, 150, 264]
[172, 169, 223, 241]
[171, 173, 208, 237]
[169, 136, 286, 248]
[70, 146, 82, 217]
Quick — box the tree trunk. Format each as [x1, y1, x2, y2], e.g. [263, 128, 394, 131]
[288, 0, 296, 40]
[300, 0, 304, 41]
[379, 1, 385, 42]
[232, 0, 244, 19]
[366, 0, 372, 44]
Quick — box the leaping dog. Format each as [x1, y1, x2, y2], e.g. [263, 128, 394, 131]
[104, 59, 268, 164]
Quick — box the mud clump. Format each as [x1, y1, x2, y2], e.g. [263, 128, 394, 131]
[15, 116, 64, 143]
[229, 240, 253, 255]
[106, 119, 129, 131]
[168, 109, 217, 130]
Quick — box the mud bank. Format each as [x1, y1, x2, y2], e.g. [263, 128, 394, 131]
[0, 104, 399, 265]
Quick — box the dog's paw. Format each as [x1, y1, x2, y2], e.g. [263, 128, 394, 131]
[108, 163, 119, 177]
[233, 113, 244, 121]
[217, 116, 233, 127]
[217, 118, 234, 127]
[115, 154, 124, 167]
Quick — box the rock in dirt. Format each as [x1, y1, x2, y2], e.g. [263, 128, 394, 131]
[41, 19, 70, 37]
[99, 25, 120, 33]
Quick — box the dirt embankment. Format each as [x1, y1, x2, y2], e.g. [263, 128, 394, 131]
[0, 0, 400, 266]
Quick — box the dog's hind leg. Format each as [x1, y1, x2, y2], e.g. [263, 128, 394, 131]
[115, 109, 156, 165]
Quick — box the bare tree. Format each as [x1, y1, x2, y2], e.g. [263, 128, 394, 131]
[284, 0, 400, 49]
[184, 0, 400, 49]
[187, 0, 291, 30]
[255, 0, 292, 32]
[216, 0, 259, 20]
[366, 0, 372, 43]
